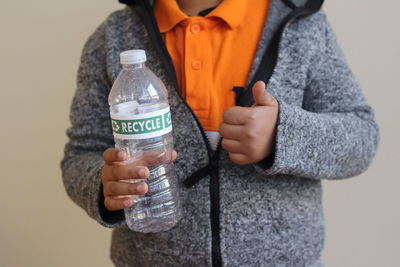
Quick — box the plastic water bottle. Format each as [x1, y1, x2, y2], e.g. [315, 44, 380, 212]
[108, 50, 182, 233]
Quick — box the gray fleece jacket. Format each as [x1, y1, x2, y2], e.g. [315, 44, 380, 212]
[61, 0, 379, 266]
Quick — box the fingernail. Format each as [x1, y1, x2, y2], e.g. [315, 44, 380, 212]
[138, 168, 147, 177]
[118, 151, 125, 159]
[123, 199, 131, 207]
[136, 183, 145, 192]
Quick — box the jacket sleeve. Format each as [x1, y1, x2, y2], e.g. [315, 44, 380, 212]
[61, 23, 125, 227]
[255, 16, 379, 179]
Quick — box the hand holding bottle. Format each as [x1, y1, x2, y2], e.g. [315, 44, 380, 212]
[101, 148, 177, 211]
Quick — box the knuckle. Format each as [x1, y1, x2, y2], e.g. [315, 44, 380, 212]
[244, 128, 257, 139]
[102, 149, 109, 159]
[111, 166, 118, 179]
[102, 181, 108, 195]
[129, 167, 137, 178]
[222, 109, 231, 120]
[105, 198, 121, 211]
[247, 111, 258, 122]
[223, 107, 236, 121]
[108, 182, 118, 195]
[128, 184, 137, 194]
[103, 148, 114, 161]
[104, 198, 113, 210]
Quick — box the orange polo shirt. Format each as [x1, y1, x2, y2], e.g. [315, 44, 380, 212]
[154, 0, 269, 131]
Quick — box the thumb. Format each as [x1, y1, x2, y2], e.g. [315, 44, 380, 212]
[252, 81, 276, 106]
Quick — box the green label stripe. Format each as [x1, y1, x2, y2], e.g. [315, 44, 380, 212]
[112, 111, 170, 135]
[163, 111, 172, 128]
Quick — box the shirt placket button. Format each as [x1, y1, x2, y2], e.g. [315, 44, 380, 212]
[190, 24, 201, 34]
[191, 60, 201, 70]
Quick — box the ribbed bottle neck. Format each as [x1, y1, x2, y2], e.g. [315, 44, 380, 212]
[122, 62, 146, 70]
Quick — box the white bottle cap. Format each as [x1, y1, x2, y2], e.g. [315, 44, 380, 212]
[120, 50, 147, 65]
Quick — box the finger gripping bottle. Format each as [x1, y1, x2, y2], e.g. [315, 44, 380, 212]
[108, 50, 182, 233]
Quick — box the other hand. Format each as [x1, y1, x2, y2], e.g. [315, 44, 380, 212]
[219, 81, 278, 165]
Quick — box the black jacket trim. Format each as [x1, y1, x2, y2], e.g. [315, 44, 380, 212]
[237, 0, 324, 107]
[282, 0, 297, 9]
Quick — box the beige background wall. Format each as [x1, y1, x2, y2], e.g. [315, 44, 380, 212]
[0, 0, 398, 266]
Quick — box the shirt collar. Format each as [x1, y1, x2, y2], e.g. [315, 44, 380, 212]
[154, 0, 248, 33]
[154, 0, 187, 33]
[207, 0, 247, 29]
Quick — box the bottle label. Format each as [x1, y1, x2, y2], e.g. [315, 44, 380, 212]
[111, 106, 172, 139]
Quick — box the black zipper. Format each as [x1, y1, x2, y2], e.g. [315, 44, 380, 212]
[135, 3, 225, 266]
[209, 140, 222, 267]
[135, 4, 222, 265]
[132, 1, 324, 266]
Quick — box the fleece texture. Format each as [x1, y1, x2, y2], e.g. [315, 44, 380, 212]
[61, 0, 379, 266]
